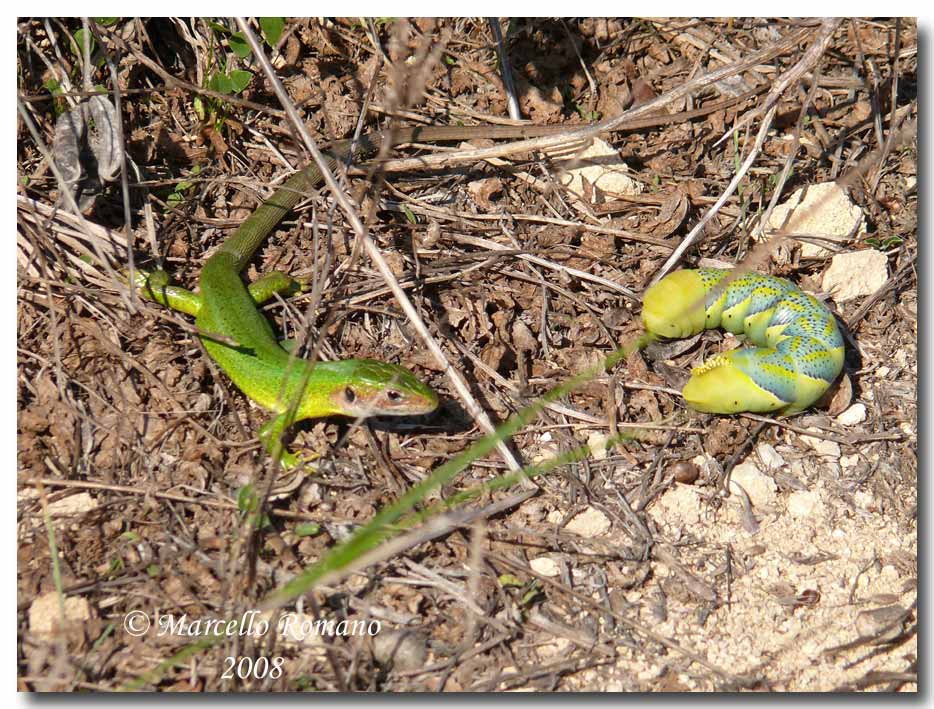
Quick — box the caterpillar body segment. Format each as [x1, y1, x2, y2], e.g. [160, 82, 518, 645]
[642, 268, 844, 415]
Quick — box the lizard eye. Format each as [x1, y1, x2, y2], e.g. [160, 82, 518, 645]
[344, 386, 356, 403]
[386, 389, 402, 402]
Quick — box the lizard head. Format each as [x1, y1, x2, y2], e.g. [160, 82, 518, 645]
[326, 359, 439, 418]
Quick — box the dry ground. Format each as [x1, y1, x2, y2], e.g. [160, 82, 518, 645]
[17, 18, 916, 691]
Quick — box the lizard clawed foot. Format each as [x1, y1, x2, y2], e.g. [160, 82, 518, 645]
[276, 448, 319, 471]
[259, 415, 319, 471]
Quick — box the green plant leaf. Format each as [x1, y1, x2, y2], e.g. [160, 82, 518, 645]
[72, 28, 96, 58]
[43, 78, 61, 95]
[294, 522, 321, 537]
[208, 71, 233, 95]
[260, 17, 285, 47]
[237, 484, 257, 513]
[498, 574, 523, 588]
[520, 581, 544, 607]
[229, 69, 253, 94]
[229, 31, 251, 59]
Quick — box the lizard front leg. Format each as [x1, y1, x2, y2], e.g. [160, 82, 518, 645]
[129, 269, 203, 316]
[258, 412, 317, 470]
[130, 269, 300, 316]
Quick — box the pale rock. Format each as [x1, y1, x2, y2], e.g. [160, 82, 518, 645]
[801, 639, 820, 656]
[587, 431, 609, 461]
[17, 488, 39, 504]
[558, 137, 642, 201]
[371, 629, 429, 672]
[800, 429, 841, 459]
[649, 484, 702, 528]
[530, 557, 561, 577]
[565, 507, 611, 538]
[756, 443, 785, 471]
[822, 250, 888, 302]
[853, 489, 875, 510]
[876, 366, 891, 379]
[836, 403, 867, 426]
[756, 182, 865, 257]
[29, 592, 92, 635]
[536, 637, 572, 661]
[840, 454, 861, 469]
[880, 564, 900, 583]
[855, 606, 906, 642]
[48, 492, 98, 516]
[729, 460, 777, 508]
[697, 257, 735, 270]
[787, 490, 822, 519]
[532, 431, 560, 464]
[637, 665, 666, 681]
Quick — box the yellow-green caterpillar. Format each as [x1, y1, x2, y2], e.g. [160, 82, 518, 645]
[642, 268, 844, 415]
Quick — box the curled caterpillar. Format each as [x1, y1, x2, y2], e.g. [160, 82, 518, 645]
[641, 268, 844, 415]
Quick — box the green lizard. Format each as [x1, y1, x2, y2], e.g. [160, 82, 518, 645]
[131, 93, 760, 468]
[131, 132, 448, 469]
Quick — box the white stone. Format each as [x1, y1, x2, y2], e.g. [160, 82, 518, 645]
[787, 490, 822, 519]
[729, 460, 777, 508]
[530, 557, 561, 577]
[836, 403, 867, 426]
[840, 454, 861, 469]
[48, 492, 98, 516]
[853, 490, 876, 510]
[880, 565, 900, 582]
[558, 137, 642, 201]
[564, 507, 611, 538]
[800, 429, 841, 459]
[29, 592, 92, 635]
[876, 366, 891, 379]
[757, 182, 865, 258]
[650, 484, 703, 528]
[822, 250, 888, 302]
[587, 431, 609, 461]
[756, 443, 785, 471]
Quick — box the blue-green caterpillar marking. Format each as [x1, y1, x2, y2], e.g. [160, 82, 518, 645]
[641, 268, 844, 415]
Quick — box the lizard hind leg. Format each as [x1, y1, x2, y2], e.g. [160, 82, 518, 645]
[130, 268, 203, 317]
[248, 271, 302, 305]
